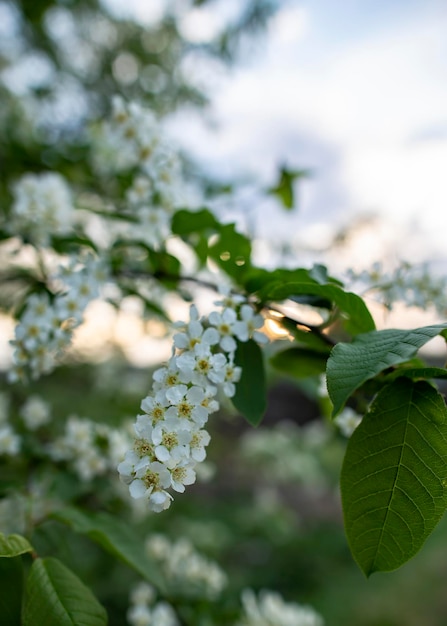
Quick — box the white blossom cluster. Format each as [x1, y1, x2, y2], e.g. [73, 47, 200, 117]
[9, 255, 108, 382]
[237, 589, 324, 626]
[94, 96, 183, 248]
[346, 260, 447, 316]
[118, 293, 268, 512]
[127, 582, 179, 626]
[48, 414, 132, 483]
[145, 533, 227, 600]
[9, 172, 75, 247]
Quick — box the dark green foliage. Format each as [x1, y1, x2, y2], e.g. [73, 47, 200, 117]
[233, 339, 267, 426]
[22, 557, 108, 626]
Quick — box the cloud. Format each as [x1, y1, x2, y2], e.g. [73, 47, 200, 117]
[167, 3, 447, 260]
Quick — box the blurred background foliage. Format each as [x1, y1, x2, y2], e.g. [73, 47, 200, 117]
[2, 1, 447, 625]
[4, 357, 447, 626]
[1, 0, 275, 206]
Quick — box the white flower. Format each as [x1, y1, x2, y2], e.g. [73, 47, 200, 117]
[208, 307, 238, 353]
[130, 582, 156, 607]
[165, 384, 209, 426]
[118, 449, 141, 485]
[54, 292, 86, 324]
[150, 602, 179, 626]
[189, 429, 211, 462]
[152, 359, 184, 389]
[134, 414, 156, 441]
[145, 534, 227, 601]
[214, 285, 246, 310]
[131, 206, 171, 248]
[145, 534, 171, 559]
[10, 253, 107, 382]
[65, 415, 92, 450]
[149, 489, 173, 512]
[334, 407, 362, 437]
[152, 420, 191, 468]
[20, 395, 51, 430]
[0, 425, 21, 456]
[173, 305, 219, 352]
[238, 589, 324, 626]
[176, 345, 226, 387]
[126, 176, 152, 206]
[129, 459, 172, 500]
[10, 172, 74, 246]
[127, 603, 152, 626]
[14, 312, 51, 351]
[222, 359, 242, 398]
[199, 386, 220, 415]
[170, 462, 196, 493]
[233, 304, 268, 344]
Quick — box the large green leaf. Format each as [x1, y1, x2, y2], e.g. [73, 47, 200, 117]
[257, 281, 375, 335]
[270, 347, 328, 378]
[233, 339, 267, 426]
[0, 533, 33, 558]
[327, 324, 447, 416]
[51, 508, 166, 593]
[0, 557, 23, 625]
[22, 557, 107, 626]
[341, 378, 447, 576]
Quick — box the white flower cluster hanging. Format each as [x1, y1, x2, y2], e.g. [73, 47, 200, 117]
[118, 293, 268, 512]
[9, 172, 74, 246]
[94, 96, 183, 249]
[9, 255, 108, 382]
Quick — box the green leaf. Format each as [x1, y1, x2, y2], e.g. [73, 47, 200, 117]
[51, 235, 99, 254]
[341, 378, 447, 576]
[387, 366, 447, 382]
[146, 248, 181, 283]
[171, 209, 251, 278]
[171, 208, 219, 234]
[0, 557, 23, 625]
[208, 223, 252, 280]
[243, 267, 319, 295]
[233, 339, 267, 426]
[258, 282, 376, 335]
[22, 557, 107, 626]
[267, 166, 310, 210]
[327, 323, 447, 416]
[0, 533, 33, 558]
[308, 263, 343, 286]
[270, 347, 328, 378]
[51, 508, 166, 593]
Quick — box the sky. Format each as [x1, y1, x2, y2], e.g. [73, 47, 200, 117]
[165, 0, 447, 275]
[2, 0, 447, 367]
